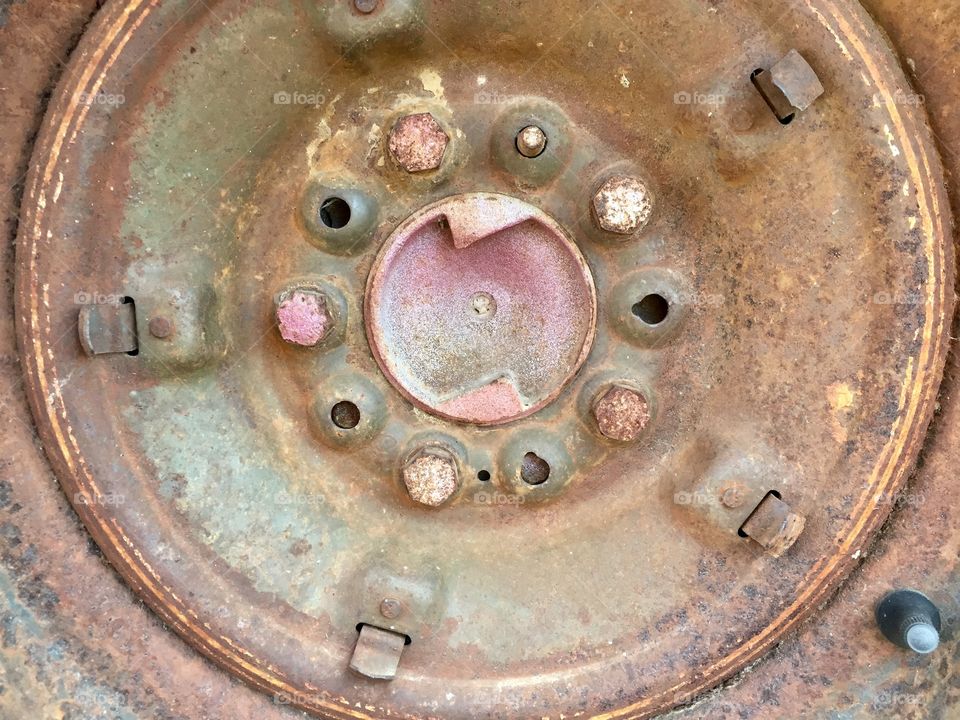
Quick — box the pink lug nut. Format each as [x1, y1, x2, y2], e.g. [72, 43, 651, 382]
[276, 289, 333, 347]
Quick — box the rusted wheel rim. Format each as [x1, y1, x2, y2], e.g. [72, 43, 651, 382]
[14, 1, 953, 718]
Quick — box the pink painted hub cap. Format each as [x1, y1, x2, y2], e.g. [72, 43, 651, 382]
[365, 193, 597, 426]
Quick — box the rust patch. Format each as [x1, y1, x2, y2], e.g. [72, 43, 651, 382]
[593, 386, 651, 442]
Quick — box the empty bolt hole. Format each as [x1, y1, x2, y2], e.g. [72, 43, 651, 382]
[355, 623, 412, 645]
[521, 452, 550, 485]
[632, 294, 670, 325]
[319, 197, 351, 229]
[477, 470, 491, 482]
[331, 401, 361, 429]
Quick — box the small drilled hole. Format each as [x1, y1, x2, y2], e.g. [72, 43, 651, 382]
[520, 452, 550, 486]
[632, 294, 670, 325]
[319, 197, 351, 229]
[478, 470, 491, 482]
[331, 401, 361, 429]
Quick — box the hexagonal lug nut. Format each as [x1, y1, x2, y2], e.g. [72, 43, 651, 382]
[276, 288, 334, 347]
[592, 385, 651, 442]
[592, 175, 654, 235]
[388, 113, 449, 173]
[401, 447, 460, 507]
[740, 494, 806, 557]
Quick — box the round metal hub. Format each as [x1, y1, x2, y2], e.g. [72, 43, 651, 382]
[365, 193, 597, 425]
[13, 1, 953, 719]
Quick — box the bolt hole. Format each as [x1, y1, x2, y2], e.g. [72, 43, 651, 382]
[477, 470, 491, 482]
[355, 623, 412, 645]
[520, 452, 550, 486]
[331, 401, 361, 429]
[737, 490, 782, 537]
[319, 197, 351, 229]
[632, 294, 670, 325]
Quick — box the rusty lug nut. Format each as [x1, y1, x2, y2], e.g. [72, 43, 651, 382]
[739, 493, 806, 557]
[148, 316, 174, 340]
[402, 447, 460, 507]
[592, 175, 654, 235]
[276, 288, 334, 347]
[593, 385, 651, 442]
[379, 598, 403, 620]
[388, 112, 449, 173]
[516, 125, 547, 158]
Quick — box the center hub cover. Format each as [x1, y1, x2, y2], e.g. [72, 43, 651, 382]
[365, 193, 597, 425]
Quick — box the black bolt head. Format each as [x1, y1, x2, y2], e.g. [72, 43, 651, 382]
[876, 589, 941, 654]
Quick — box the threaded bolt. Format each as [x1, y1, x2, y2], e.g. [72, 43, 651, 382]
[516, 125, 547, 158]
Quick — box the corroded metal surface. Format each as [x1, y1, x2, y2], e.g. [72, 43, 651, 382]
[12, 0, 955, 718]
[365, 192, 597, 425]
[593, 384, 651, 442]
[0, 1, 959, 720]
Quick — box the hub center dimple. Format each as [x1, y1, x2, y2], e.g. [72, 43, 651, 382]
[470, 291, 497, 319]
[365, 193, 597, 426]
